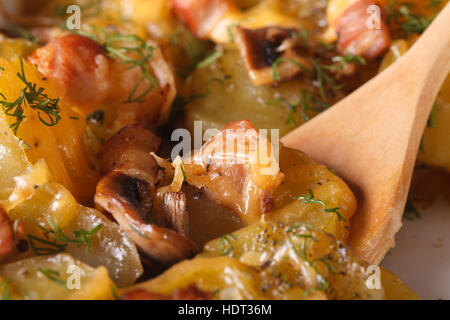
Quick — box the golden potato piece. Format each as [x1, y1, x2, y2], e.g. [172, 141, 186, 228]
[7, 182, 143, 287]
[0, 56, 99, 204]
[125, 221, 384, 300]
[0, 253, 115, 300]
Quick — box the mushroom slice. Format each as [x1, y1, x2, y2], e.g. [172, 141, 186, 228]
[98, 123, 161, 184]
[185, 120, 284, 225]
[325, 0, 391, 60]
[235, 26, 311, 85]
[153, 191, 189, 237]
[0, 206, 13, 261]
[95, 124, 197, 264]
[28, 34, 176, 127]
[95, 172, 197, 265]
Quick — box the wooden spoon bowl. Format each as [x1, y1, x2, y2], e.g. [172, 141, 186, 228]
[282, 3, 450, 264]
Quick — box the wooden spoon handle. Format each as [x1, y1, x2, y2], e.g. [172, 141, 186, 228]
[398, 2, 450, 101]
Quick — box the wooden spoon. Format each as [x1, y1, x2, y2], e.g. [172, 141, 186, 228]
[281, 3, 450, 264]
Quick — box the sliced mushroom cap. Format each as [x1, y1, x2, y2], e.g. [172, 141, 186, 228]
[0, 206, 13, 260]
[95, 124, 197, 265]
[184, 120, 284, 225]
[98, 123, 161, 183]
[234, 26, 312, 85]
[334, 0, 391, 60]
[95, 171, 197, 265]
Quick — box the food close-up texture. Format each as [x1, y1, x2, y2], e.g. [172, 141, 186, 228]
[0, 0, 448, 300]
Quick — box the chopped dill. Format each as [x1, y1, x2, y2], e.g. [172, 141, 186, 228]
[324, 207, 346, 222]
[38, 268, 67, 288]
[294, 189, 347, 222]
[220, 233, 236, 256]
[28, 217, 103, 255]
[196, 50, 223, 69]
[0, 54, 62, 134]
[266, 97, 300, 126]
[180, 163, 187, 179]
[189, 77, 225, 100]
[390, 3, 435, 38]
[331, 54, 366, 70]
[103, 33, 159, 103]
[272, 57, 309, 81]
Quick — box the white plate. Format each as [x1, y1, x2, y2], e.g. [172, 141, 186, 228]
[382, 196, 450, 299]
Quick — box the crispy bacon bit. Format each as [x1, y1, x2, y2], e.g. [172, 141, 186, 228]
[169, 0, 235, 39]
[95, 124, 197, 265]
[0, 207, 13, 260]
[120, 285, 211, 300]
[235, 26, 311, 85]
[28, 34, 110, 106]
[335, 0, 391, 60]
[185, 120, 284, 225]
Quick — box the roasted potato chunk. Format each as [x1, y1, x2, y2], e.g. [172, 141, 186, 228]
[125, 221, 384, 300]
[7, 182, 143, 287]
[0, 254, 115, 300]
[181, 49, 320, 136]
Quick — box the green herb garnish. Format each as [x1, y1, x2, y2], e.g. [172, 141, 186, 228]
[266, 97, 300, 126]
[294, 189, 347, 222]
[331, 54, 366, 70]
[220, 233, 236, 256]
[272, 57, 309, 81]
[179, 163, 187, 179]
[390, 3, 435, 37]
[38, 268, 66, 287]
[103, 33, 159, 103]
[28, 217, 103, 255]
[0, 55, 62, 134]
[196, 50, 223, 69]
[189, 77, 225, 100]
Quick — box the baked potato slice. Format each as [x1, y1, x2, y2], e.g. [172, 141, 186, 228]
[0, 55, 99, 204]
[0, 253, 115, 300]
[6, 182, 143, 287]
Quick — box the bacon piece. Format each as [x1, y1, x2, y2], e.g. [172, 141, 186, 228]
[0, 207, 13, 260]
[169, 0, 235, 39]
[185, 120, 284, 225]
[335, 0, 391, 60]
[120, 285, 211, 300]
[28, 34, 110, 106]
[28, 34, 176, 126]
